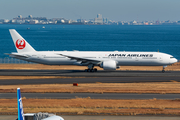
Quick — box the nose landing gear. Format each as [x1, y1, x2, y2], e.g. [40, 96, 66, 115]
[162, 66, 167, 73]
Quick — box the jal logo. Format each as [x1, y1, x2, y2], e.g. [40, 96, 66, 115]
[16, 39, 26, 49]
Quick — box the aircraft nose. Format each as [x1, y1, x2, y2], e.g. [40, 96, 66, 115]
[171, 58, 178, 64]
[170, 58, 178, 64]
[175, 58, 178, 63]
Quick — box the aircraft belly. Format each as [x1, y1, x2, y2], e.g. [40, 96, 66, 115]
[117, 58, 169, 66]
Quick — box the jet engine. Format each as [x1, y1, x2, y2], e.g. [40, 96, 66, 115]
[100, 60, 117, 70]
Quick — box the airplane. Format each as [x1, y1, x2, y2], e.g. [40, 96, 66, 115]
[7, 29, 178, 72]
[17, 88, 64, 120]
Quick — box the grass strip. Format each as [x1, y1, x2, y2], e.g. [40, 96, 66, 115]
[1, 82, 180, 94]
[0, 98, 180, 115]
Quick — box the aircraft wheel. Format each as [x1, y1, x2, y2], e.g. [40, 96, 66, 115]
[85, 69, 88, 72]
[162, 70, 165, 73]
[85, 69, 97, 72]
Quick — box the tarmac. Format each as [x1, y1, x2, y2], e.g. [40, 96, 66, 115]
[0, 93, 180, 99]
[1, 69, 180, 85]
[1, 69, 180, 77]
[1, 76, 180, 85]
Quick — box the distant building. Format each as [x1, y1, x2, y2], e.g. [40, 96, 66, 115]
[25, 20, 30, 24]
[144, 22, 149, 25]
[123, 22, 130, 25]
[77, 18, 83, 23]
[48, 21, 57, 24]
[61, 19, 65, 23]
[0, 19, 4, 24]
[16, 20, 25, 24]
[29, 20, 39, 24]
[68, 20, 72, 24]
[18, 15, 22, 19]
[28, 15, 33, 19]
[10, 19, 16, 23]
[3, 19, 9, 23]
[57, 18, 66, 24]
[130, 20, 138, 25]
[77, 18, 89, 24]
[149, 22, 153, 25]
[103, 18, 108, 24]
[118, 21, 124, 25]
[88, 19, 94, 24]
[97, 14, 102, 19]
[156, 20, 160, 25]
[94, 14, 103, 24]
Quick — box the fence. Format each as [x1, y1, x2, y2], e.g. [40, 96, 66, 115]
[0, 57, 35, 64]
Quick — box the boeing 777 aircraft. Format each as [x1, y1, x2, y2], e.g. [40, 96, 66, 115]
[7, 29, 178, 72]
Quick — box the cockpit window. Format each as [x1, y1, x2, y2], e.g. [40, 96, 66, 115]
[170, 57, 174, 58]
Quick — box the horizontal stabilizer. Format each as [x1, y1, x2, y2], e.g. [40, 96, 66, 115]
[5, 53, 29, 58]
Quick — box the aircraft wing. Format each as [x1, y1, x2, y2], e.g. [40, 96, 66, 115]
[58, 54, 101, 65]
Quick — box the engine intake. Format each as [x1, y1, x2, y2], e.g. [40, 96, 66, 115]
[100, 60, 117, 70]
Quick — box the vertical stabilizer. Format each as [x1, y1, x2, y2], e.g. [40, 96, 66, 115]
[17, 88, 24, 120]
[9, 29, 36, 53]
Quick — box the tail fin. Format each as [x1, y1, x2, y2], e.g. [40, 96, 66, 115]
[9, 29, 36, 53]
[17, 88, 25, 120]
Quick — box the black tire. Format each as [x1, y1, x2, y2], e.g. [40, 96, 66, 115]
[162, 70, 165, 73]
[94, 68, 97, 72]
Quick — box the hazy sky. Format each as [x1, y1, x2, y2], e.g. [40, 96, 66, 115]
[1, 0, 180, 21]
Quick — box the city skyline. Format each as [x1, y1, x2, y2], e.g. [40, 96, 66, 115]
[1, 0, 180, 21]
[1, 14, 180, 25]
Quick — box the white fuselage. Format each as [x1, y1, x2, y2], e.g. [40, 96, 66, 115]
[10, 51, 178, 66]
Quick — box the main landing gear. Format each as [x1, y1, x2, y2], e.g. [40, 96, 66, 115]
[162, 66, 167, 73]
[85, 68, 97, 72]
[85, 64, 97, 72]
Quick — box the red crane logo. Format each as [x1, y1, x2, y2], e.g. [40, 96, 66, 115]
[16, 39, 26, 49]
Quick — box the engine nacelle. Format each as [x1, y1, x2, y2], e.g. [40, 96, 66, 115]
[100, 60, 117, 70]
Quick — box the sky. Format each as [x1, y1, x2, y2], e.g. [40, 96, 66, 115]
[0, 0, 180, 21]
